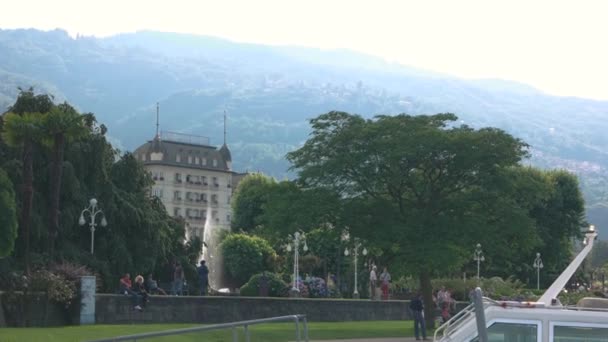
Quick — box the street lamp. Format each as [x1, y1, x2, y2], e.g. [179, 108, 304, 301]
[79, 198, 107, 254]
[533, 252, 544, 290]
[474, 243, 485, 282]
[286, 232, 308, 295]
[344, 240, 367, 299]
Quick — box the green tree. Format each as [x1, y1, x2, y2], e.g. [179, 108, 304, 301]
[258, 181, 342, 243]
[42, 103, 86, 257]
[1, 112, 43, 273]
[0, 168, 18, 257]
[287, 111, 529, 325]
[1, 88, 54, 273]
[231, 173, 276, 233]
[220, 233, 277, 286]
[528, 170, 586, 282]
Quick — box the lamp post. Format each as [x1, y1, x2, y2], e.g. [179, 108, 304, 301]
[344, 241, 367, 299]
[533, 252, 544, 290]
[79, 198, 107, 254]
[474, 243, 485, 282]
[286, 232, 308, 296]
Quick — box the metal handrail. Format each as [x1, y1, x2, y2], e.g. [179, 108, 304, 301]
[433, 302, 477, 341]
[87, 314, 309, 342]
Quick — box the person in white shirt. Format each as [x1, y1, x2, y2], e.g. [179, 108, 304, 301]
[369, 265, 378, 300]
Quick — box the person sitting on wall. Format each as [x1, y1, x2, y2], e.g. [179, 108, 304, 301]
[133, 275, 149, 309]
[119, 273, 143, 311]
[119, 273, 133, 294]
[146, 274, 167, 295]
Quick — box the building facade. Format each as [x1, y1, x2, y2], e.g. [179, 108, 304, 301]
[134, 131, 242, 240]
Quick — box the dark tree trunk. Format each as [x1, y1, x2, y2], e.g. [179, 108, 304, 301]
[420, 269, 435, 329]
[20, 140, 33, 275]
[48, 133, 65, 259]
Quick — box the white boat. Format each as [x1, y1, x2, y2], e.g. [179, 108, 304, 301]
[434, 225, 608, 342]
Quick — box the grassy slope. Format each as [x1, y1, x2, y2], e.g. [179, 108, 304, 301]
[0, 321, 416, 342]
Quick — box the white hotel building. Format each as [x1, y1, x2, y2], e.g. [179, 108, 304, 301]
[134, 131, 245, 239]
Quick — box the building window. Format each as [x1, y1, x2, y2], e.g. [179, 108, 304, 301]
[226, 214, 231, 222]
[202, 158, 207, 166]
[202, 176, 208, 185]
[188, 156, 192, 164]
[227, 194, 231, 204]
[175, 173, 182, 183]
[152, 188, 162, 198]
[213, 177, 219, 187]
[176, 154, 181, 162]
[213, 159, 218, 167]
[174, 191, 181, 200]
[201, 209, 207, 219]
[211, 194, 218, 204]
[142, 154, 147, 161]
[159, 171, 164, 181]
[195, 157, 200, 164]
[201, 193, 207, 202]
[173, 207, 181, 217]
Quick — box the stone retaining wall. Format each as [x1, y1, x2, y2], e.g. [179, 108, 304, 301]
[96, 294, 414, 324]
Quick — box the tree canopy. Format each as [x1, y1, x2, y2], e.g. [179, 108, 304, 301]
[286, 111, 586, 324]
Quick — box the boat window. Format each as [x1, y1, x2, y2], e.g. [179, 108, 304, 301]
[553, 325, 608, 341]
[470, 322, 538, 342]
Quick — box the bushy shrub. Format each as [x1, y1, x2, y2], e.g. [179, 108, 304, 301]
[221, 234, 278, 286]
[304, 276, 328, 298]
[29, 270, 77, 307]
[392, 276, 527, 301]
[240, 272, 289, 297]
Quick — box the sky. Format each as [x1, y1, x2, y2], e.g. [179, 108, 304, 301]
[2, 0, 607, 100]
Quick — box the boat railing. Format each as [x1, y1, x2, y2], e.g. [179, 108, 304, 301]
[433, 301, 477, 341]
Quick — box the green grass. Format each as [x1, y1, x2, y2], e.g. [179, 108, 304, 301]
[0, 321, 417, 342]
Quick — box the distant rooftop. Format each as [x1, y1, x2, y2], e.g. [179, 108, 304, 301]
[161, 131, 210, 146]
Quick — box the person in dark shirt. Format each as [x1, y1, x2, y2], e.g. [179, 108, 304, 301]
[197, 260, 209, 296]
[409, 292, 427, 340]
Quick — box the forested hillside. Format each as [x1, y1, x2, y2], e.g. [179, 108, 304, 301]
[1, 28, 608, 233]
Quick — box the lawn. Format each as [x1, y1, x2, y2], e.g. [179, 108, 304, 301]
[0, 321, 417, 342]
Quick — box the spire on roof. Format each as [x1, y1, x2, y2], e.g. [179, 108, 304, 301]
[155, 102, 160, 140]
[223, 109, 227, 145]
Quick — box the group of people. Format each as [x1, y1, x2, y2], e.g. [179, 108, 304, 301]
[435, 286, 456, 323]
[169, 260, 209, 296]
[118, 273, 155, 311]
[118, 260, 210, 311]
[369, 265, 392, 300]
[407, 285, 457, 340]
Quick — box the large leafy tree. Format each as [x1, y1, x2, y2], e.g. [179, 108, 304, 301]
[231, 173, 276, 233]
[287, 111, 530, 325]
[42, 102, 86, 257]
[0, 90, 201, 291]
[0, 168, 18, 257]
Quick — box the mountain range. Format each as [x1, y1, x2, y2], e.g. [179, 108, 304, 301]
[1, 28, 607, 235]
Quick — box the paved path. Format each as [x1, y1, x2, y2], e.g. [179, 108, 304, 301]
[306, 338, 425, 342]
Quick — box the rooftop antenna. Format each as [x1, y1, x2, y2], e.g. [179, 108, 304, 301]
[223, 109, 227, 145]
[155, 102, 160, 139]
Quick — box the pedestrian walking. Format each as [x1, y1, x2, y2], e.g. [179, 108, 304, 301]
[410, 292, 428, 340]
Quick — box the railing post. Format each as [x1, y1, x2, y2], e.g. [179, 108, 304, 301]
[294, 315, 301, 342]
[302, 316, 309, 342]
[244, 325, 250, 342]
[232, 326, 238, 342]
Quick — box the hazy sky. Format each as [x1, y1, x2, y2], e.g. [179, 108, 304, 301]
[2, 0, 607, 100]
